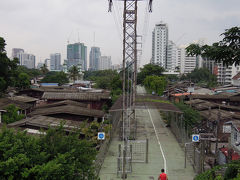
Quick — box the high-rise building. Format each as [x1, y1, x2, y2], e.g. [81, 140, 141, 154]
[50, 53, 61, 71]
[99, 56, 112, 70]
[178, 47, 197, 74]
[44, 59, 51, 70]
[67, 43, 87, 71]
[12, 48, 24, 59]
[89, 47, 101, 71]
[166, 41, 178, 71]
[18, 52, 36, 69]
[151, 22, 168, 68]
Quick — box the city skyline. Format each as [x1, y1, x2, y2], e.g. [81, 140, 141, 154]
[1, 0, 240, 67]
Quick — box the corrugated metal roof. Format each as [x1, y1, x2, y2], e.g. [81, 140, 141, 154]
[8, 116, 85, 132]
[10, 96, 38, 103]
[29, 105, 104, 118]
[42, 92, 111, 101]
[0, 98, 32, 110]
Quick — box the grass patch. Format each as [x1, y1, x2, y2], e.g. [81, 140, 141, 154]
[137, 98, 171, 104]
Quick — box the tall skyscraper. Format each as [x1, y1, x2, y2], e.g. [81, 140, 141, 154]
[166, 41, 178, 71]
[67, 43, 87, 71]
[50, 53, 61, 71]
[99, 56, 112, 70]
[89, 47, 101, 71]
[12, 48, 24, 59]
[151, 22, 168, 68]
[17, 52, 35, 69]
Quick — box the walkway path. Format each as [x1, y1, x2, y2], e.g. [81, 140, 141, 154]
[99, 87, 195, 180]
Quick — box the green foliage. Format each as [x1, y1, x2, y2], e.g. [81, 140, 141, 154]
[0, 126, 97, 179]
[224, 164, 239, 180]
[15, 72, 30, 90]
[195, 160, 240, 180]
[144, 75, 167, 96]
[41, 71, 69, 85]
[40, 64, 49, 75]
[0, 77, 6, 95]
[137, 98, 171, 104]
[2, 104, 25, 124]
[180, 68, 217, 88]
[137, 63, 165, 85]
[68, 65, 81, 82]
[16, 66, 41, 79]
[174, 102, 201, 129]
[165, 74, 179, 82]
[84, 70, 122, 105]
[0, 37, 43, 93]
[0, 37, 19, 92]
[186, 26, 240, 66]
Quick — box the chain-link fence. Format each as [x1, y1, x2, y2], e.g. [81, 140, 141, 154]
[163, 111, 202, 173]
[95, 110, 122, 176]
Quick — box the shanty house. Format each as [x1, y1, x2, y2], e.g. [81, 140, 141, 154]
[0, 98, 33, 115]
[8, 115, 84, 135]
[42, 92, 111, 110]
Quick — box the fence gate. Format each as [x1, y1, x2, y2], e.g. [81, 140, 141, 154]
[128, 139, 148, 163]
[117, 139, 148, 177]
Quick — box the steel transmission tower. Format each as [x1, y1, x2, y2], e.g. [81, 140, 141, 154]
[108, 0, 152, 178]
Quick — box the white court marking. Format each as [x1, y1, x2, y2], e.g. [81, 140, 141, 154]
[147, 108, 167, 172]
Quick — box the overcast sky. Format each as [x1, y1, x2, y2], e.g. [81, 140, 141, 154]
[0, 0, 239, 67]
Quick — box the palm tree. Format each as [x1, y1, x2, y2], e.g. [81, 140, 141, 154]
[40, 64, 49, 75]
[68, 65, 80, 82]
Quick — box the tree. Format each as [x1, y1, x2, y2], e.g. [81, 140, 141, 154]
[68, 65, 81, 82]
[174, 102, 201, 130]
[0, 126, 98, 179]
[137, 63, 165, 85]
[40, 64, 49, 75]
[41, 71, 69, 85]
[2, 104, 25, 124]
[144, 75, 167, 95]
[186, 26, 240, 66]
[15, 72, 30, 90]
[180, 68, 217, 88]
[0, 37, 19, 92]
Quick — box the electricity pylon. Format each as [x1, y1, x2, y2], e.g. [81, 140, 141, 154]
[108, 0, 153, 178]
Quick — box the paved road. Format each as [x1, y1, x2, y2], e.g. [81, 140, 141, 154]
[99, 86, 195, 180]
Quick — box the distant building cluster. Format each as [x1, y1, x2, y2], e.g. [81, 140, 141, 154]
[12, 42, 116, 73]
[151, 21, 240, 85]
[12, 48, 35, 69]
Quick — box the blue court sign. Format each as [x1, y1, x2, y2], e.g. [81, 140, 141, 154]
[192, 134, 200, 142]
[98, 132, 105, 140]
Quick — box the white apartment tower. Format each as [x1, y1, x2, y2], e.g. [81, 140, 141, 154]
[151, 22, 168, 68]
[99, 56, 112, 70]
[178, 47, 197, 74]
[50, 53, 61, 71]
[166, 41, 178, 71]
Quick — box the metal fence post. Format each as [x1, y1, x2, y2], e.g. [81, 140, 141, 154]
[146, 139, 149, 163]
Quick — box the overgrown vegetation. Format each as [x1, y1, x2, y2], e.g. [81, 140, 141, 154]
[0, 125, 98, 180]
[174, 102, 201, 130]
[180, 68, 217, 88]
[41, 71, 69, 85]
[195, 160, 240, 180]
[144, 75, 167, 96]
[0, 37, 44, 94]
[84, 70, 122, 104]
[137, 63, 165, 85]
[2, 104, 25, 124]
